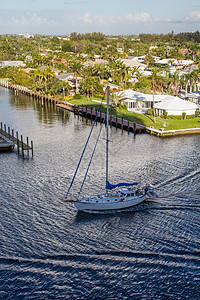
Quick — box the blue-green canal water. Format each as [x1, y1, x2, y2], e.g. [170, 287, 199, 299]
[0, 87, 199, 299]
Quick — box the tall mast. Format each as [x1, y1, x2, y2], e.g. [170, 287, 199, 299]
[106, 86, 109, 193]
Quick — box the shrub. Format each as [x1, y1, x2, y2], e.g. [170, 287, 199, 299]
[168, 115, 182, 120]
[73, 93, 81, 99]
[182, 112, 186, 120]
[195, 109, 199, 118]
[118, 103, 127, 110]
[147, 108, 154, 116]
[163, 111, 168, 119]
[186, 115, 195, 119]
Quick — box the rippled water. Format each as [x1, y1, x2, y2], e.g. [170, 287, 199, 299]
[0, 87, 199, 299]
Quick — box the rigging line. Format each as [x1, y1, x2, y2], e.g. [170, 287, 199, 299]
[79, 118, 105, 196]
[66, 90, 106, 198]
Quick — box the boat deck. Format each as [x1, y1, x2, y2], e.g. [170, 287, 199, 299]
[80, 188, 144, 204]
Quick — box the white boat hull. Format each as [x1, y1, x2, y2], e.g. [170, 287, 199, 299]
[74, 194, 146, 212]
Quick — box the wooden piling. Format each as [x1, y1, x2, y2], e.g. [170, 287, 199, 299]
[133, 122, 136, 135]
[16, 131, 19, 154]
[26, 137, 29, 155]
[31, 141, 33, 156]
[21, 135, 24, 157]
[0, 123, 33, 156]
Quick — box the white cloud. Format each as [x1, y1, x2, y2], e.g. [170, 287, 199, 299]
[186, 11, 200, 21]
[94, 15, 122, 25]
[125, 12, 153, 23]
[80, 12, 92, 24]
[110, 15, 123, 23]
[10, 12, 57, 27]
[0, 8, 200, 35]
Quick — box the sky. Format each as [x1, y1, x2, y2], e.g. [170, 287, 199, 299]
[0, 0, 200, 35]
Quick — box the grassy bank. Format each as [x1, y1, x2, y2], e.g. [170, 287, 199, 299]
[69, 98, 200, 131]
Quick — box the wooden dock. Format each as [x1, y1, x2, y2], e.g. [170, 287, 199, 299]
[0, 122, 33, 156]
[57, 103, 146, 134]
[0, 134, 15, 151]
[0, 80, 62, 106]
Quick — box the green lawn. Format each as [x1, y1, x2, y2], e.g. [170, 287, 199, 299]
[68, 98, 200, 131]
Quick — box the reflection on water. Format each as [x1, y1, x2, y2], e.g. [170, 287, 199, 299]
[10, 92, 70, 125]
[0, 87, 200, 299]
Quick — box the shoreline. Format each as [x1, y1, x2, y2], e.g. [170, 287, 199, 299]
[56, 103, 200, 137]
[1, 81, 199, 137]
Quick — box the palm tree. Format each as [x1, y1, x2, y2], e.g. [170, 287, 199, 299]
[59, 81, 71, 102]
[93, 63, 107, 81]
[108, 59, 123, 84]
[90, 77, 99, 99]
[181, 73, 190, 97]
[72, 61, 82, 94]
[190, 70, 199, 92]
[169, 71, 180, 96]
[46, 66, 55, 81]
[123, 65, 131, 89]
[80, 77, 91, 97]
[40, 69, 48, 92]
[111, 91, 122, 112]
[151, 67, 161, 123]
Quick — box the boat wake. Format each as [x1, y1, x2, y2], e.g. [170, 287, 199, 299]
[154, 168, 200, 189]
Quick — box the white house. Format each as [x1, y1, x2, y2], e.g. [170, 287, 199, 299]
[116, 89, 199, 116]
[155, 96, 199, 116]
[116, 90, 167, 112]
[181, 91, 200, 105]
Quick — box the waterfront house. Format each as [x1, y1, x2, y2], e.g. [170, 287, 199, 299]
[155, 96, 199, 116]
[116, 89, 167, 112]
[116, 89, 199, 116]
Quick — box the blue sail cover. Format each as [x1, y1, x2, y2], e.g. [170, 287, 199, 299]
[106, 180, 138, 190]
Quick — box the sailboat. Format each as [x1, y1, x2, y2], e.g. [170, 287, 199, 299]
[66, 86, 157, 212]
